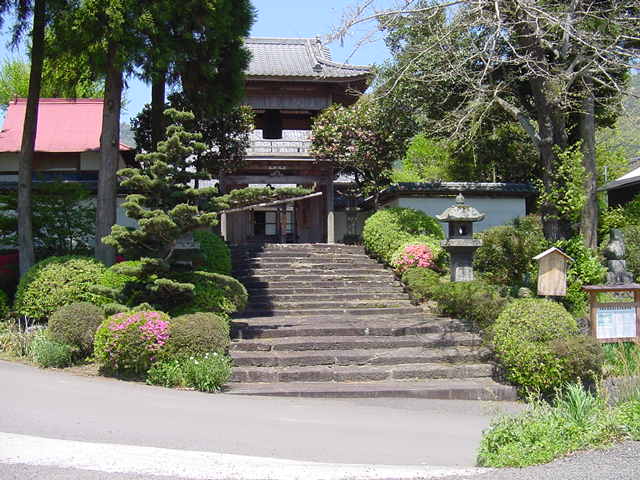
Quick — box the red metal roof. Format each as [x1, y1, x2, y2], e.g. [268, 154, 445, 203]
[0, 98, 132, 153]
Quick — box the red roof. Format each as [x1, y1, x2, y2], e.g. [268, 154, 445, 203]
[0, 98, 132, 153]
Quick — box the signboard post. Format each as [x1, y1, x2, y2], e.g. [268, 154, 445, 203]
[584, 284, 640, 343]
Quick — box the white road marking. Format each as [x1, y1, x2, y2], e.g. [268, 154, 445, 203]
[0, 432, 487, 479]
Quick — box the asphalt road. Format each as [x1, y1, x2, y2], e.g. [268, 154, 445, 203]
[1, 360, 637, 480]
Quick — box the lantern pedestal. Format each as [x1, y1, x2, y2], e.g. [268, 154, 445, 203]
[442, 239, 483, 282]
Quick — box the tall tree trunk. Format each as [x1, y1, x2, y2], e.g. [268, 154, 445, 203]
[95, 43, 123, 266]
[17, 0, 46, 276]
[530, 78, 563, 242]
[580, 77, 598, 250]
[150, 68, 166, 151]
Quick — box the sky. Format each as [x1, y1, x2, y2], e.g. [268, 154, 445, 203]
[1, 0, 394, 123]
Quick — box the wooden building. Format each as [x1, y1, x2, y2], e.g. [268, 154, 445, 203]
[220, 37, 371, 245]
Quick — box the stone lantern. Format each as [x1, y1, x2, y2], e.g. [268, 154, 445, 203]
[436, 194, 485, 282]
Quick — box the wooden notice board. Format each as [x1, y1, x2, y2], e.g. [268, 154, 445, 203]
[584, 284, 640, 343]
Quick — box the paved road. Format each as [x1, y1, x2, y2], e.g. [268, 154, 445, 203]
[1, 360, 637, 479]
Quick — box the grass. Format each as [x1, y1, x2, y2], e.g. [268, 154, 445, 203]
[146, 352, 232, 392]
[603, 341, 640, 378]
[477, 383, 640, 468]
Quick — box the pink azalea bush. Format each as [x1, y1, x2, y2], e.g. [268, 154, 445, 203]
[391, 243, 436, 273]
[94, 311, 170, 374]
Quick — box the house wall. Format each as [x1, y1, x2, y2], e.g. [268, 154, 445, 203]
[383, 195, 526, 232]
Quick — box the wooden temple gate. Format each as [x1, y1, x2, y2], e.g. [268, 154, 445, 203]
[219, 160, 335, 245]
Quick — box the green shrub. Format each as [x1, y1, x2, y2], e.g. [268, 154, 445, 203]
[193, 230, 231, 275]
[29, 329, 73, 368]
[431, 280, 509, 331]
[555, 237, 607, 317]
[162, 312, 229, 359]
[48, 302, 105, 356]
[171, 271, 247, 317]
[14, 256, 111, 320]
[478, 386, 622, 467]
[0, 289, 8, 319]
[549, 335, 604, 384]
[362, 207, 444, 264]
[622, 225, 640, 281]
[94, 311, 170, 375]
[474, 215, 548, 288]
[492, 299, 580, 395]
[401, 267, 442, 302]
[146, 352, 232, 392]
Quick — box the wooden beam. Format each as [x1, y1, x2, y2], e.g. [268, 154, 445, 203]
[223, 175, 330, 185]
[220, 191, 323, 214]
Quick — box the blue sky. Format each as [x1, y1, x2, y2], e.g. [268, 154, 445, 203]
[1, 0, 393, 122]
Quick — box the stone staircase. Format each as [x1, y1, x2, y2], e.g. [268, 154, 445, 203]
[227, 244, 516, 401]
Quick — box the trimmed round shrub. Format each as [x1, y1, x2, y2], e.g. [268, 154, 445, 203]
[493, 299, 580, 395]
[431, 280, 509, 331]
[48, 302, 105, 355]
[193, 230, 232, 275]
[362, 207, 444, 264]
[163, 312, 230, 358]
[172, 271, 248, 317]
[401, 267, 442, 302]
[94, 310, 170, 375]
[14, 256, 112, 320]
[0, 289, 9, 319]
[548, 335, 604, 383]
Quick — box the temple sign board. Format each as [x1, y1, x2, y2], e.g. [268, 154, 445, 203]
[583, 284, 640, 343]
[533, 247, 573, 297]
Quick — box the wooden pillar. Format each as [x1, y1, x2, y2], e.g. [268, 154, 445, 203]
[218, 176, 228, 242]
[278, 205, 287, 244]
[326, 179, 335, 244]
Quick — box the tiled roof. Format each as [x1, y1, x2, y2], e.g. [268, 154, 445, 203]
[245, 38, 371, 79]
[601, 161, 640, 191]
[0, 98, 133, 153]
[378, 182, 537, 197]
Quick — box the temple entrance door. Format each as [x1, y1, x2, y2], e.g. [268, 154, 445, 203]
[252, 208, 295, 243]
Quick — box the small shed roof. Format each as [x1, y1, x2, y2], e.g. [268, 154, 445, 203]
[0, 98, 133, 153]
[245, 38, 371, 81]
[600, 160, 640, 192]
[533, 247, 573, 262]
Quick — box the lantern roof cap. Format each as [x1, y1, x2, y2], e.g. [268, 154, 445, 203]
[436, 194, 485, 222]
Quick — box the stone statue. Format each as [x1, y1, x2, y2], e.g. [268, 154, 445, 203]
[604, 229, 633, 285]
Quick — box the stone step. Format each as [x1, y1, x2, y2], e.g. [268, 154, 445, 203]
[234, 263, 385, 272]
[239, 274, 395, 283]
[232, 316, 466, 339]
[231, 346, 489, 367]
[234, 255, 372, 263]
[235, 267, 387, 278]
[226, 379, 518, 401]
[240, 306, 422, 318]
[246, 299, 414, 311]
[230, 332, 482, 352]
[245, 286, 405, 296]
[242, 280, 404, 290]
[230, 362, 494, 383]
[247, 292, 409, 303]
[230, 245, 365, 254]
